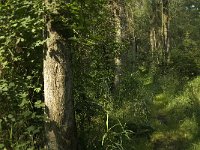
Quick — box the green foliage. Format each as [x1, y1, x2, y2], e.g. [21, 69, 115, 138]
[0, 0, 44, 149]
[0, 0, 200, 149]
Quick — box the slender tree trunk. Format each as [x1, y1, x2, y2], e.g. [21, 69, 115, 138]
[110, 0, 127, 89]
[162, 0, 170, 64]
[150, 0, 161, 65]
[44, 0, 77, 149]
[149, 0, 170, 66]
[112, 0, 122, 88]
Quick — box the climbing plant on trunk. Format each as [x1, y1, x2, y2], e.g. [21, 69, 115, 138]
[44, 0, 77, 149]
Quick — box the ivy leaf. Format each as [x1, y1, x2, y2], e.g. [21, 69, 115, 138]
[8, 82, 15, 88]
[2, 86, 8, 92]
[34, 87, 41, 93]
[8, 114, 14, 119]
[34, 100, 45, 108]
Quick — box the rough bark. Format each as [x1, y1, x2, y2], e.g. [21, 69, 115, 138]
[44, 0, 77, 149]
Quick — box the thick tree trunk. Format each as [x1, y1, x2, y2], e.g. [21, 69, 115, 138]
[44, 0, 77, 149]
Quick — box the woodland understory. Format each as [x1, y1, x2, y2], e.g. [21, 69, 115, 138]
[0, 0, 200, 150]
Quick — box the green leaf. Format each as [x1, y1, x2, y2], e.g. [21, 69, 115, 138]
[34, 87, 41, 93]
[8, 114, 13, 119]
[12, 23, 18, 27]
[22, 110, 32, 117]
[0, 36, 5, 40]
[8, 114, 15, 122]
[27, 76, 32, 80]
[19, 99, 29, 107]
[2, 86, 8, 92]
[11, 118, 15, 122]
[34, 40, 46, 47]
[31, 29, 36, 33]
[8, 82, 15, 88]
[34, 100, 44, 108]
[27, 125, 36, 133]
[0, 144, 4, 149]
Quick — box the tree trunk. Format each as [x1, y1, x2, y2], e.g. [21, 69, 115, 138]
[150, 0, 162, 65]
[149, 0, 170, 66]
[162, 0, 170, 64]
[44, 0, 77, 149]
[111, 0, 122, 88]
[110, 0, 127, 89]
